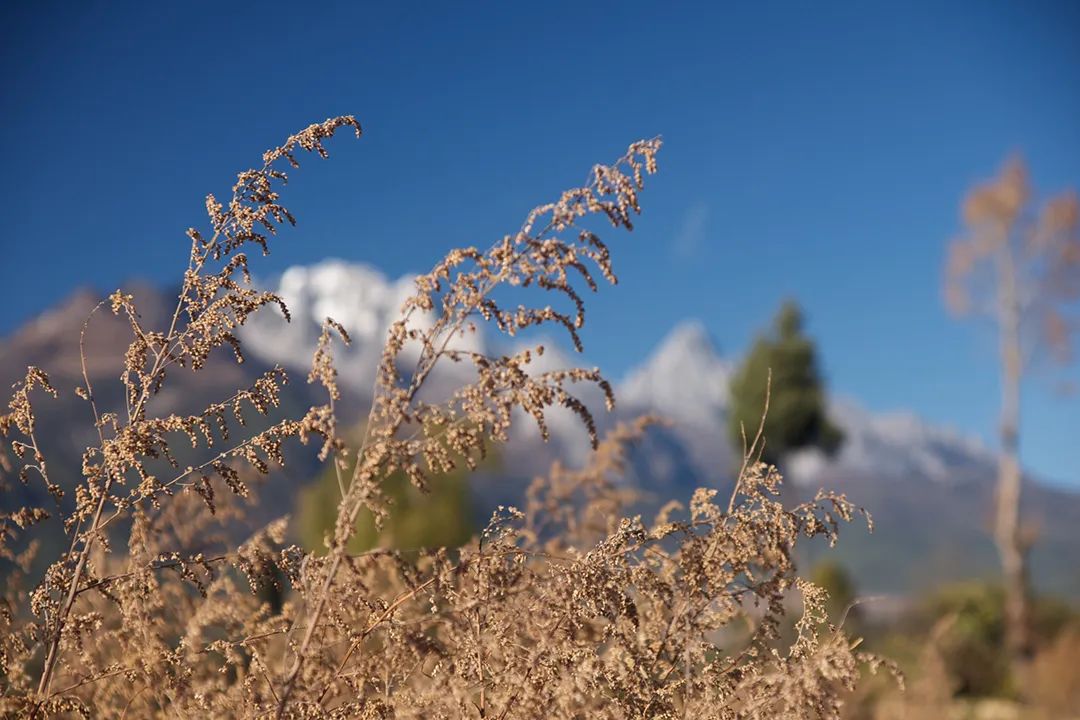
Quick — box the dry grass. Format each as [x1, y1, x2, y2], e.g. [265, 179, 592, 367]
[0, 116, 893, 718]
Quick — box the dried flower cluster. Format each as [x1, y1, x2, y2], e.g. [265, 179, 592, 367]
[0, 116, 888, 718]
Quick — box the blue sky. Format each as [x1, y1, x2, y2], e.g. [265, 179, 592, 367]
[2, 1, 1078, 486]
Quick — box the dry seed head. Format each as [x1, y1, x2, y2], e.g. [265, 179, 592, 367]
[0, 119, 890, 719]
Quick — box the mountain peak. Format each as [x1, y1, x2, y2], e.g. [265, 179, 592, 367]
[3, 260, 1078, 598]
[653, 320, 719, 361]
[238, 260, 475, 397]
[619, 320, 731, 417]
[271, 259, 416, 337]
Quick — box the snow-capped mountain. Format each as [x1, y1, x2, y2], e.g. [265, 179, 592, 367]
[619, 321, 737, 474]
[616, 320, 1001, 490]
[6, 260, 1077, 596]
[237, 260, 1000, 492]
[228, 261, 1080, 596]
[239, 260, 483, 404]
[240, 261, 419, 391]
[814, 401, 999, 487]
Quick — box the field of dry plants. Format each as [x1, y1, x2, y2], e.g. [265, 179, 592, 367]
[3, 115, 914, 718]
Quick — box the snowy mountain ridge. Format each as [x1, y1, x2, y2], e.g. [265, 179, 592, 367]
[4, 260, 1075, 596]
[238, 260, 997, 489]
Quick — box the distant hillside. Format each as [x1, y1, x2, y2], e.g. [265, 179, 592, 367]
[4, 261, 1079, 598]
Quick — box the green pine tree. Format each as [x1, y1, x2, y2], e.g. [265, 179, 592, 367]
[728, 300, 842, 467]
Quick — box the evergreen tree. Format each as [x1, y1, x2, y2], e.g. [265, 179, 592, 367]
[728, 300, 842, 467]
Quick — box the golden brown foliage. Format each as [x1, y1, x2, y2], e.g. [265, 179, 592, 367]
[0, 116, 888, 718]
[946, 155, 1080, 352]
[944, 156, 1080, 675]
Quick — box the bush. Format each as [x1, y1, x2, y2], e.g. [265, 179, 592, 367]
[895, 581, 1076, 700]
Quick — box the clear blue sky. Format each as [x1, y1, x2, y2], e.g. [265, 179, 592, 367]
[2, 2, 1078, 486]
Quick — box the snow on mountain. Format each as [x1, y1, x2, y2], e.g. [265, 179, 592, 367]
[237, 260, 483, 401]
[615, 319, 996, 489]
[782, 408, 997, 487]
[7, 263, 1077, 596]
[6, 265, 1078, 596]
[618, 321, 736, 474]
[812, 400, 998, 487]
[621, 320, 733, 422]
[237, 261, 998, 490]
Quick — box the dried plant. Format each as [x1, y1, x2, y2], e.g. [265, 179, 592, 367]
[944, 157, 1080, 673]
[0, 116, 890, 718]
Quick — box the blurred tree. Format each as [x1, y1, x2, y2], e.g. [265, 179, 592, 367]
[728, 300, 842, 467]
[944, 156, 1080, 675]
[810, 559, 857, 624]
[296, 429, 477, 555]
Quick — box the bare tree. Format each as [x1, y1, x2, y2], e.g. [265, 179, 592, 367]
[945, 156, 1079, 673]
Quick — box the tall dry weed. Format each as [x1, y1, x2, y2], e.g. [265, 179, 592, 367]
[0, 116, 891, 718]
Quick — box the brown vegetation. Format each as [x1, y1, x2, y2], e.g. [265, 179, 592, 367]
[0, 117, 893, 718]
[945, 156, 1080, 677]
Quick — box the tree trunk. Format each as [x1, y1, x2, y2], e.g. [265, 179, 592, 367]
[996, 249, 1031, 680]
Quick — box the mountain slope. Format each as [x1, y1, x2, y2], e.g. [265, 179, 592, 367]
[5, 261, 1079, 597]
[235, 261, 1080, 597]
[0, 282, 325, 542]
[232, 260, 1080, 595]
